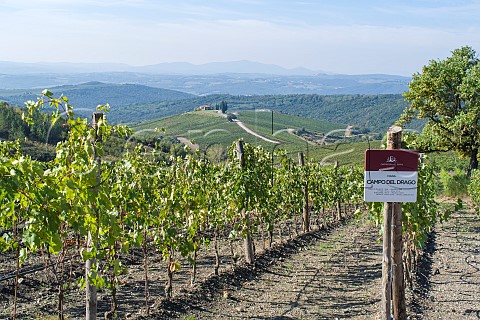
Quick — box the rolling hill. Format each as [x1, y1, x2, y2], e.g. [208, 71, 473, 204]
[132, 109, 341, 147]
[0, 82, 194, 111]
[131, 109, 382, 165]
[0, 72, 409, 96]
[0, 82, 415, 133]
[120, 93, 411, 133]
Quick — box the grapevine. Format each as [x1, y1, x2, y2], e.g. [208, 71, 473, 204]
[468, 169, 480, 211]
[0, 92, 438, 319]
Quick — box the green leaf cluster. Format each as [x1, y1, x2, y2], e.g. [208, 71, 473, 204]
[400, 46, 480, 175]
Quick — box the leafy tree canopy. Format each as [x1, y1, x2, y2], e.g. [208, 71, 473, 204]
[399, 46, 480, 175]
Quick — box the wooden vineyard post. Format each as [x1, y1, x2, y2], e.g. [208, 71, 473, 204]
[365, 126, 418, 320]
[381, 125, 405, 320]
[298, 152, 310, 233]
[236, 141, 255, 264]
[388, 127, 407, 320]
[381, 200, 393, 320]
[334, 161, 342, 221]
[85, 232, 96, 320]
[86, 112, 103, 320]
[392, 201, 406, 320]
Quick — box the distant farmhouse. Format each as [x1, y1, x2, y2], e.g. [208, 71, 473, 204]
[197, 104, 214, 111]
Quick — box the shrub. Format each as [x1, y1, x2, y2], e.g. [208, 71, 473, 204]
[439, 168, 469, 197]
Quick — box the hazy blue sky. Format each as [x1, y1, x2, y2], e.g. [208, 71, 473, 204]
[0, 0, 479, 75]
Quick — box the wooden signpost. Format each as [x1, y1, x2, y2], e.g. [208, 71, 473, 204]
[364, 126, 418, 320]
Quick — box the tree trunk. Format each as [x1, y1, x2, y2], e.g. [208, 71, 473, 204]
[336, 202, 342, 221]
[58, 245, 66, 320]
[58, 284, 64, 320]
[190, 247, 197, 286]
[468, 147, 479, 177]
[261, 224, 266, 250]
[293, 213, 299, 236]
[143, 228, 149, 315]
[13, 214, 19, 320]
[243, 211, 255, 264]
[165, 251, 173, 299]
[229, 240, 237, 268]
[109, 270, 117, 319]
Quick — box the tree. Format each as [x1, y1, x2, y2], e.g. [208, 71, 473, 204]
[220, 101, 228, 114]
[399, 46, 480, 176]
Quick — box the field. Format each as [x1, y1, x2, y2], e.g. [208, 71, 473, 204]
[131, 109, 382, 165]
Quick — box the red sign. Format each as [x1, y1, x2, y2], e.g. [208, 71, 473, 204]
[365, 150, 419, 172]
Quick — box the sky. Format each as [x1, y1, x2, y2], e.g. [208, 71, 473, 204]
[0, 0, 479, 75]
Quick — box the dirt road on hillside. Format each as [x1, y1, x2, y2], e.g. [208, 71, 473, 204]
[233, 120, 280, 144]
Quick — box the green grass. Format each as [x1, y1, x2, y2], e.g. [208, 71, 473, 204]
[237, 110, 344, 136]
[132, 111, 255, 147]
[309, 140, 383, 166]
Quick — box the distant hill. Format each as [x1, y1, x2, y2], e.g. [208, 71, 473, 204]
[132, 109, 344, 151]
[0, 81, 412, 132]
[134, 60, 318, 75]
[119, 94, 410, 133]
[0, 82, 195, 111]
[0, 72, 410, 95]
[0, 60, 410, 95]
[131, 110, 382, 165]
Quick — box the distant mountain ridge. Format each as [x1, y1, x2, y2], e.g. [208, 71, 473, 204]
[0, 60, 411, 95]
[0, 60, 319, 76]
[135, 60, 319, 76]
[0, 72, 410, 95]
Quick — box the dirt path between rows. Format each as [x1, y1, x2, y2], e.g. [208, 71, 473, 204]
[177, 136, 199, 150]
[156, 208, 480, 320]
[410, 208, 480, 319]
[161, 217, 384, 320]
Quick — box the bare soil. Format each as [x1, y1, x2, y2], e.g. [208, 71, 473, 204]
[1, 208, 479, 320]
[155, 217, 383, 320]
[408, 208, 480, 319]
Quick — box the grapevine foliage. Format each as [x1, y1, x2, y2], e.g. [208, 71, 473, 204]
[468, 169, 480, 212]
[0, 92, 439, 317]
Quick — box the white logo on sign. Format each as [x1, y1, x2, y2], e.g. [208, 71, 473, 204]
[386, 155, 396, 163]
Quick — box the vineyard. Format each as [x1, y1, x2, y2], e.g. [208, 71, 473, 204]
[0, 91, 471, 319]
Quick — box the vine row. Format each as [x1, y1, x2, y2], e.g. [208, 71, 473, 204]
[0, 91, 437, 319]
